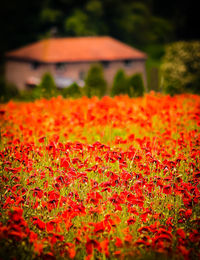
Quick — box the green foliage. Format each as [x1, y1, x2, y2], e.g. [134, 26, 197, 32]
[17, 90, 35, 102]
[61, 83, 82, 98]
[40, 8, 62, 24]
[65, 9, 96, 36]
[144, 44, 165, 61]
[64, 0, 107, 37]
[111, 69, 128, 96]
[85, 0, 107, 35]
[150, 16, 173, 44]
[128, 73, 145, 97]
[0, 77, 19, 103]
[86, 0, 103, 17]
[115, 2, 173, 48]
[144, 45, 164, 92]
[161, 41, 200, 95]
[84, 64, 107, 98]
[111, 70, 145, 97]
[33, 72, 57, 99]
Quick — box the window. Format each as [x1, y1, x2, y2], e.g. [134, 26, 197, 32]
[102, 61, 110, 69]
[55, 63, 66, 71]
[30, 62, 40, 70]
[124, 60, 133, 67]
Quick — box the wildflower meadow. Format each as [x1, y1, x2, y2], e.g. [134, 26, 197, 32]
[0, 93, 200, 260]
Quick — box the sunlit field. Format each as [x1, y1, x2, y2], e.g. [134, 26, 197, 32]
[0, 93, 200, 260]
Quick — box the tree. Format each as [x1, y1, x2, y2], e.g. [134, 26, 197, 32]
[64, 0, 106, 37]
[61, 83, 82, 98]
[33, 72, 57, 99]
[111, 69, 128, 96]
[85, 0, 107, 35]
[128, 73, 145, 97]
[110, 2, 173, 48]
[84, 64, 107, 98]
[160, 41, 200, 95]
[64, 9, 95, 36]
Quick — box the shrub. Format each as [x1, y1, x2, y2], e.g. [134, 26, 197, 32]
[111, 69, 128, 96]
[128, 73, 145, 97]
[61, 83, 82, 98]
[161, 41, 200, 95]
[33, 72, 57, 99]
[84, 64, 107, 98]
[17, 90, 35, 102]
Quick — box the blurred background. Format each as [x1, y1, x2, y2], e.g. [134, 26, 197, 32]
[0, 0, 200, 101]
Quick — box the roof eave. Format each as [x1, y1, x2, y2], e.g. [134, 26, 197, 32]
[6, 55, 147, 63]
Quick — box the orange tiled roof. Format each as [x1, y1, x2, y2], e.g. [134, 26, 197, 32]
[6, 36, 147, 63]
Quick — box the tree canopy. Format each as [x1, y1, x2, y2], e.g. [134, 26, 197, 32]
[84, 64, 107, 98]
[1, 0, 199, 59]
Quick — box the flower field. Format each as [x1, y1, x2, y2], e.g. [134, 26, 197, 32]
[0, 93, 200, 260]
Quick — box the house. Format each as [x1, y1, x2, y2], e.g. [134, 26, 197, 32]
[5, 36, 147, 90]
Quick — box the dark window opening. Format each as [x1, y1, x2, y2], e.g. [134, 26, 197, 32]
[124, 60, 133, 67]
[31, 62, 40, 70]
[56, 63, 66, 71]
[102, 61, 110, 68]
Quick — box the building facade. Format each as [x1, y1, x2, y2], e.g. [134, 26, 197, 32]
[5, 36, 147, 90]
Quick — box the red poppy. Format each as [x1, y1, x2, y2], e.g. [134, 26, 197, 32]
[115, 237, 123, 247]
[163, 185, 172, 195]
[8, 207, 23, 222]
[127, 217, 136, 225]
[85, 239, 100, 255]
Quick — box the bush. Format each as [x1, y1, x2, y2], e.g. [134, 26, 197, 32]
[17, 90, 35, 102]
[33, 72, 57, 99]
[61, 83, 82, 98]
[84, 64, 107, 98]
[161, 41, 200, 95]
[111, 69, 128, 96]
[128, 73, 145, 97]
[0, 77, 19, 103]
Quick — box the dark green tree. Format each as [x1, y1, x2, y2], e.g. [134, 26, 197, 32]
[84, 64, 107, 98]
[33, 72, 57, 99]
[64, 0, 106, 37]
[64, 9, 95, 36]
[128, 73, 145, 97]
[61, 82, 82, 98]
[110, 2, 173, 48]
[85, 0, 107, 35]
[111, 69, 128, 96]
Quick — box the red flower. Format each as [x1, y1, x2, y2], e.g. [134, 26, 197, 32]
[177, 228, 186, 239]
[115, 237, 123, 247]
[8, 207, 23, 222]
[189, 229, 200, 243]
[60, 157, 70, 168]
[100, 239, 109, 257]
[87, 191, 103, 205]
[33, 218, 46, 231]
[93, 221, 105, 233]
[38, 136, 46, 143]
[127, 217, 136, 225]
[185, 209, 192, 219]
[85, 239, 100, 255]
[163, 185, 172, 195]
[138, 226, 150, 233]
